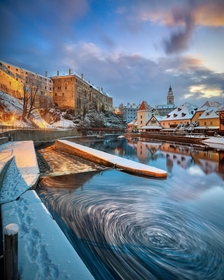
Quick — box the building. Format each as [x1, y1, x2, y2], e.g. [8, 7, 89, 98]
[141, 115, 163, 132]
[137, 101, 153, 130]
[0, 61, 53, 98]
[51, 70, 113, 115]
[160, 102, 197, 129]
[216, 105, 224, 135]
[155, 86, 176, 116]
[123, 103, 139, 123]
[0, 62, 23, 98]
[192, 101, 222, 134]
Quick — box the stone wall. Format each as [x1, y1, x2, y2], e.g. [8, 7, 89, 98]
[0, 129, 81, 142]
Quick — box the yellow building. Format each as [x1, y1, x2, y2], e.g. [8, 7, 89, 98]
[137, 101, 152, 130]
[0, 63, 23, 98]
[0, 61, 53, 97]
[51, 70, 113, 115]
[160, 102, 197, 129]
[192, 101, 221, 133]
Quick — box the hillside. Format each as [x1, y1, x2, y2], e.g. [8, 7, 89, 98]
[0, 91, 126, 129]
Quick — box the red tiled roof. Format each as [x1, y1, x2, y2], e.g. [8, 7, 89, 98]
[138, 101, 150, 111]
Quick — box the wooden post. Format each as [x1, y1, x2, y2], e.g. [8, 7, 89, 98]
[4, 223, 19, 280]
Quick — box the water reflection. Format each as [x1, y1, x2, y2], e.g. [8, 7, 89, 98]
[37, 138, 224, 280]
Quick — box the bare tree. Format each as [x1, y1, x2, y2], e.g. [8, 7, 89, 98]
[21, 73, 43, 121]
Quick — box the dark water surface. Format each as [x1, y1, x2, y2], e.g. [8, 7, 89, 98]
[37, 138, 224, 279]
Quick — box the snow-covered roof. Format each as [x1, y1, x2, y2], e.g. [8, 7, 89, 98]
[193, 126, 219, 129]
[124, 103, 140, 109]
[141, 125, 162, 129]
[161, 102, 197, 121]
[196, 101, 221, 112]
[198, 106, 220, 120]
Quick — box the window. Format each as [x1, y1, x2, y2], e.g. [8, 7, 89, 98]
[210, 121, 212, 125]
[204, 122, 206, 125]
[55, 93, 57, 96]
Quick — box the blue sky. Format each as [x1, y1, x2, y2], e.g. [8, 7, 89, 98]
[1, 0, 224, 107]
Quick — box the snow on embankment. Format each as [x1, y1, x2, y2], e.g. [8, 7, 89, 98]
[1, 190, 94, 279]
[0, 141, 39, 204]
[55, 140, 167, 178]
[0, 141, 94, 279]
[202, 136, 224, 149]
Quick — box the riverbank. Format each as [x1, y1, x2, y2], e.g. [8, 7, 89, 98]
[0, 141, 94, 279]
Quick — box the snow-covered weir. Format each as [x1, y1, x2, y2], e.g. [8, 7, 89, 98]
[55, 140, 167, 178]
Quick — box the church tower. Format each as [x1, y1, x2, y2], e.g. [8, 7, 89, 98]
[167, 86, 174, 105]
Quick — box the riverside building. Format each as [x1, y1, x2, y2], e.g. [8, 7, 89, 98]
[0, 61, 53, 98]
[123, 103, 140, 123]
[51, 70, 113, 115]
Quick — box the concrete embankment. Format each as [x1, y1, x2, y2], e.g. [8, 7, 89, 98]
[55, 139, 167, 178]
[0, 141, 94, 279]
[125, 132, 208, 144]
[0, 128, 81, 142]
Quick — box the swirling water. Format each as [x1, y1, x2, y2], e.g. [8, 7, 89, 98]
[37, 138, 224, 279]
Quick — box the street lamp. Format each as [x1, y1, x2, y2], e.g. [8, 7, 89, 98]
[11, 116, 15, 128]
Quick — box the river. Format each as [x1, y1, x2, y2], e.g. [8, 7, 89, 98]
[36, 137, 224, 280]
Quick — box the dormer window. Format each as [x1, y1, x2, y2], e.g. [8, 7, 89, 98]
[178, 108, 181, 111]
[173, 114, 177, 117]
[182, 113, 186, 117]
[166, 114, 170, 118]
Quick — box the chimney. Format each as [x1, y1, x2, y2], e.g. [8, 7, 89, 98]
[69, 69, 72, 75]
[57, 70, 59, 76]
[81, 73, 84, 79]
[45, 71, 48, 77]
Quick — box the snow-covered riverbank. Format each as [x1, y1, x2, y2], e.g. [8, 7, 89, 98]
[0, 141, 93, 279]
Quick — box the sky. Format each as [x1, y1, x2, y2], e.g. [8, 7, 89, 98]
[0, 0, 224, 107]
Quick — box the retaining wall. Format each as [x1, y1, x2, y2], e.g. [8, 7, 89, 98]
[0, 128, 81, 142]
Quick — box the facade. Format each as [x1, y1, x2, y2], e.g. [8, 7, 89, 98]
[160, 102, 197, 129]
[141, 115, 163, 131]
[0, 62, 23, 98]
[216, 105, 224, 134]
[155, 86, 176, 116]
[123, 103, 139, 123]
[0, 61, 53, 98]
[51, 70, 113, 114]
[192, 101, 222, 133]
[137, 101, 152, 130]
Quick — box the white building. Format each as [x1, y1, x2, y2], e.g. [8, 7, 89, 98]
[123, 103, 139, 123]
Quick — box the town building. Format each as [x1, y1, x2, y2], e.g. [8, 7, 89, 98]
[160, 102, 197, 129]
[137, 101, 153, 130]
[192, 101, 222, 134]
[141, 115, 163, 132]
[123, 103, 139, 123]
[155, 86, 176, 116]
[0, 61, 53, 99]
[51, 70, 113, 115]
[216, 105, 224, 135]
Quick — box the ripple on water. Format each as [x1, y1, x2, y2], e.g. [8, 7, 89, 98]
[38, 173, 224, 280]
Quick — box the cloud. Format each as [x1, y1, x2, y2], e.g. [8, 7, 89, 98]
[188, 85, 224, 99]
[133, 0, 224, 54]
[56, 42, 224, 106]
